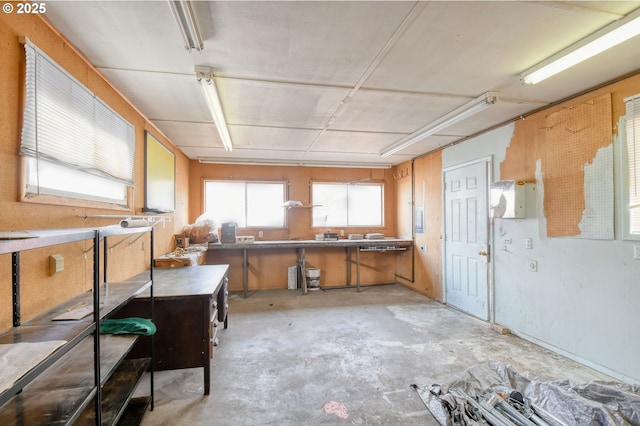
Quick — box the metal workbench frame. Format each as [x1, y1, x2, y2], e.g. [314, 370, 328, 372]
[207, 238, 412, 297]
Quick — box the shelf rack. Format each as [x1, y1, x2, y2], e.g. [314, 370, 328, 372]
[0, 225, 155, 425]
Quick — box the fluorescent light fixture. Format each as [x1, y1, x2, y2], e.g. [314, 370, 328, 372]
[198, 158, 392, 169]
[195, 66, 233, 151]
[168, 0, 204, 52]
[380, 91, 499, 158]
[521, 8, 640, 85]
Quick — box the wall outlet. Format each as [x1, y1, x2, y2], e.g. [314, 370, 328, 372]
[258, 231, 264, 238]
[525, 238, 533, 249]
[634, 245, 640, 260]
[527, 260, 537, 272]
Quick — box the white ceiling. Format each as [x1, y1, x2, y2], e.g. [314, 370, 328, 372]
[43, 1, 640, 167]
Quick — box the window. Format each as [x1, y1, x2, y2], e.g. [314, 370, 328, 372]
[204, 181, 286, 227]
[312, 182, 383, 227]
[21, 39, 134, 206]
[623, 94, 640, 239]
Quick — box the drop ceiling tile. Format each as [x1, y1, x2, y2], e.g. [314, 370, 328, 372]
[219, 78, 350, 129]
[152, 121, 222, 150]
[101, 69, 208, 122]
[331, 90, 468, 134]
[230, 125, 321, 151]
[363, 1, 639, 96]
[201, 1, 416, 85]
[311, 130, 408, 153]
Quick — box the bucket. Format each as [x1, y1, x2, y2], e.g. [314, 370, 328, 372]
[306, 268, 321, 291]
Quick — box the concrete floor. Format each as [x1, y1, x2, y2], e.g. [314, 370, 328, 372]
[138, 284, 611, 425]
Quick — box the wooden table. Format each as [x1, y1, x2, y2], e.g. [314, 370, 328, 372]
[116, 265, 229, 395]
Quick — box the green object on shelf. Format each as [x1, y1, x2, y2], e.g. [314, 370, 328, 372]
[100, 317, 156, 336]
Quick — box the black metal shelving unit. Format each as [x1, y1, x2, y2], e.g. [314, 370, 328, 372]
[0, 226, 155, 425]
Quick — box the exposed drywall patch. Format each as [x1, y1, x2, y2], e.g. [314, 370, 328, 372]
[579, 145, 614, 240]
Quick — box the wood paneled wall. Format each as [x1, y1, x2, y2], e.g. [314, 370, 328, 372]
[0, 12, 189, 330]
[190, 163, 399, 291]
[395, 154, 443, 300]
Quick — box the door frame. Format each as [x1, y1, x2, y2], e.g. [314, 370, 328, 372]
[441, 156, 494, 322]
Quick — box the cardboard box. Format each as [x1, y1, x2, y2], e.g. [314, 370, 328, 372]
[154, 252, 204, 268]
[174, 234, 189, 248]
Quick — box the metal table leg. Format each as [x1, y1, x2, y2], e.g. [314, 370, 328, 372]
[346, 247, 351, 287]
[243, 249, 248, 298]
[298, 247, 307, 294]
[356, 247, 361, 292]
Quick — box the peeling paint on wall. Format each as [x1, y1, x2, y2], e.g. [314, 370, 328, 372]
[542, 94, 612, 238]
[579, 145, 614, 240]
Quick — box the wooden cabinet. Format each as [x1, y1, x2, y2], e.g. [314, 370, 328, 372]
[115, 265, 229, 395]
[0, 226, 154, 425]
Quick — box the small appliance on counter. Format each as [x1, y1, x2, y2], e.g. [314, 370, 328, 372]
[236, 235, 255, 243]
[220, 222, 237, 243]
[365, 233, 385, 240]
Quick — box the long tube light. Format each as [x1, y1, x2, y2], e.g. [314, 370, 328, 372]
[380, 91, 499, 158]
[198, 158, 392, 169]
[169, 0, 204, 52]
[521, 7, 640, 85]
[196, 66, 233, 151]
[168, 0, 204, 52]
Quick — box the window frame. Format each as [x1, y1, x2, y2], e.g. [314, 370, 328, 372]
[311, 181, 385, 228]
[20, 38, 134, 209]
[203, 179, 288, 229]
[621, 93, 640, 240]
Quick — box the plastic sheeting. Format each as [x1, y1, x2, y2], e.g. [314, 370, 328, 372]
[413, 361, 640, 426]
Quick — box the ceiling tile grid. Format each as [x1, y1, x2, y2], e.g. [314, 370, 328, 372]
[42, 1, 640, 167]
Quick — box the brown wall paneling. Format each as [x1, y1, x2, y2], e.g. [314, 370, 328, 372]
[393, 161, 414, 287]
[194, 163, 400, 290]
[502, 73, 640, 238]
[394, 154, 443, 300]
[0, 13, 189, 331]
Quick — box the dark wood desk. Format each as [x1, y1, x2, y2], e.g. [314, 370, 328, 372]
[116, 265, 229, 395]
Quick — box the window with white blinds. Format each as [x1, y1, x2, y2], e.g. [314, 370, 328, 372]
[624, 94, 640, 238]
[21, 39, 134, 205]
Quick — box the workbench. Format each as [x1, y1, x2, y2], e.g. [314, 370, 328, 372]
[207, 238, 412, 297]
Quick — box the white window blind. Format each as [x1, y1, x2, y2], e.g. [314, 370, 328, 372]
[625, 94, 640, 236]
[21, 39, 134, 186]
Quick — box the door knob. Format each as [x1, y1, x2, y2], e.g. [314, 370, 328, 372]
[479, 250, 488, 256]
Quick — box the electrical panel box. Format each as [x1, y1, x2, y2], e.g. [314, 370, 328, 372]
[490, 180, 526, 218]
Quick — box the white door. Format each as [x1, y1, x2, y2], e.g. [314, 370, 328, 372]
[443, 160, 490, 320]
